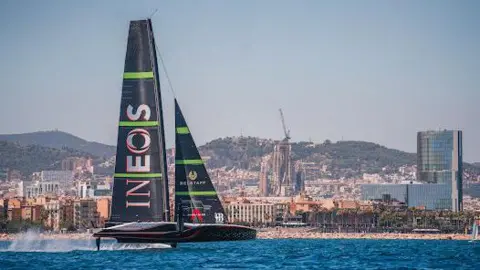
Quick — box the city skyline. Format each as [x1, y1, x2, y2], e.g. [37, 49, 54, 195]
[1, 1, 479, 161]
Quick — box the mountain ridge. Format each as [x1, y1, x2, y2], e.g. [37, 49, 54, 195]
[1, 131, 479, 179]
[0, 130, 116, 158]
[0, 140, 95, 175]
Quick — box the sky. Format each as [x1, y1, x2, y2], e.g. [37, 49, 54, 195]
[0, 0, 479, 162]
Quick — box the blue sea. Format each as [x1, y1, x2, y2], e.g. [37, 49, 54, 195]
[0, 235, 479, 269]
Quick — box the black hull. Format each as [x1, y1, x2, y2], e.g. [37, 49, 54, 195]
[93, 222, 256, 244]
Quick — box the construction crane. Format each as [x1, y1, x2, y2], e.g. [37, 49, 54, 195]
[279, 108, 291, 141]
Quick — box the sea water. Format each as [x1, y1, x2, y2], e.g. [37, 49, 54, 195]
[0, 231, 479, 269]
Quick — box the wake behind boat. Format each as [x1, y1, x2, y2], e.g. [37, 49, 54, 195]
[92, 19, 256, 249]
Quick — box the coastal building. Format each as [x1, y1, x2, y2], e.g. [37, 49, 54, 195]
[32, 196, 51, 206]
[21, 204, 42, 222]
[416, 130, 463, 212]
[73, 199, 99, 230]
[290, 197, 331, 213]
[96, 197, 111, 227]
[361, 182, 456, 210]
[23, 181, 60, 198]
[8, 208, 22, 222]
[1, 198, 22, 222]
[361, 184, 408, 204]
[43, 199, 77, 231]
[6, 198, 22, 209]
[45, 200, 62, 231]
[61, 199, 75, 230]
[360, 130, 463, 212]
[407, 184, 451, 210]
[226, 202, 276, 225]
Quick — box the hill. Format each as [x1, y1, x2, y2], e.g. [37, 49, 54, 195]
[199, 137, 276, 171]
[199, 137, 418, 178]
[199, 136, 480, 179]
[0, 141, 95, 176]
[0, 131, 115, 158]
[1, 131, 479, 180]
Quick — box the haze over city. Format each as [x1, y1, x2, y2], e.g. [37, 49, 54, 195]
[1, 0, 479, 161]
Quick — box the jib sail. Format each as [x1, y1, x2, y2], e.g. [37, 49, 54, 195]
[174, 99, 227, 224]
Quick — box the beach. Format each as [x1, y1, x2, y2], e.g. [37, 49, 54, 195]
[257, 227, 471, 240]
[0, 228, 472, 241]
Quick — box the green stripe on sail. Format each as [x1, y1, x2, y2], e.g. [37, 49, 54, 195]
[175, 191, 217, 196]
[175, 159, 204, 165]
[123, 72, 154, 79]
[114, 173, 162, 178]
[119, 121, 159, 127]
[176, 127, 190, 134]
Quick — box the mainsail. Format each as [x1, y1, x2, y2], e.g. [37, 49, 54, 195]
[110, 19, 169, 223]
[174, 99, 227, 224]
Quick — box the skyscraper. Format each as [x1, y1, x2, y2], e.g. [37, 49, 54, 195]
[416, 130, 463, 212]
[272, 142, 294, 196]
[294, 161, 306, 194]
[259, 154, 272, 196]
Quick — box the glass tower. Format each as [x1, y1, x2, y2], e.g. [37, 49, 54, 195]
[416, 130, 462, 212]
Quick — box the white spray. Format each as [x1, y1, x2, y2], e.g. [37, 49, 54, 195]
[2, 229, 171, 252]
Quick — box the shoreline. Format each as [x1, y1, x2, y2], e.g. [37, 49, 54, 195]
[257, 228, 471, 241]
[0, 228, 473, 241]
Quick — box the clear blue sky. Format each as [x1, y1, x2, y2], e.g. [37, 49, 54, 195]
[1, 0, 479, 161]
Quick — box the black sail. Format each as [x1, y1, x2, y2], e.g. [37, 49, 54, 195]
[110, 19, 168, 223]
[174, 99, 227, 224]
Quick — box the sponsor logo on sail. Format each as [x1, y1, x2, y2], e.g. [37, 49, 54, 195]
[126, 128, 151, 154]
[188, 170, 198, 181]
[191, 208, 204, 222]
[215, 212, 224, 224]
[125, 104, 152, 208]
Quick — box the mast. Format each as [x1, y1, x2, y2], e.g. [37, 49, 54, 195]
[147, 19, 171, 222]
[109, 19, 167, 223]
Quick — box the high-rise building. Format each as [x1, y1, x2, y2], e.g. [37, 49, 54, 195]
[259, 154, 272, 196]
[416, 130, 463, 212]
[360, 130, 463, 212]
[272, 142, 294, 196]
[294, 161, 306, 194]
